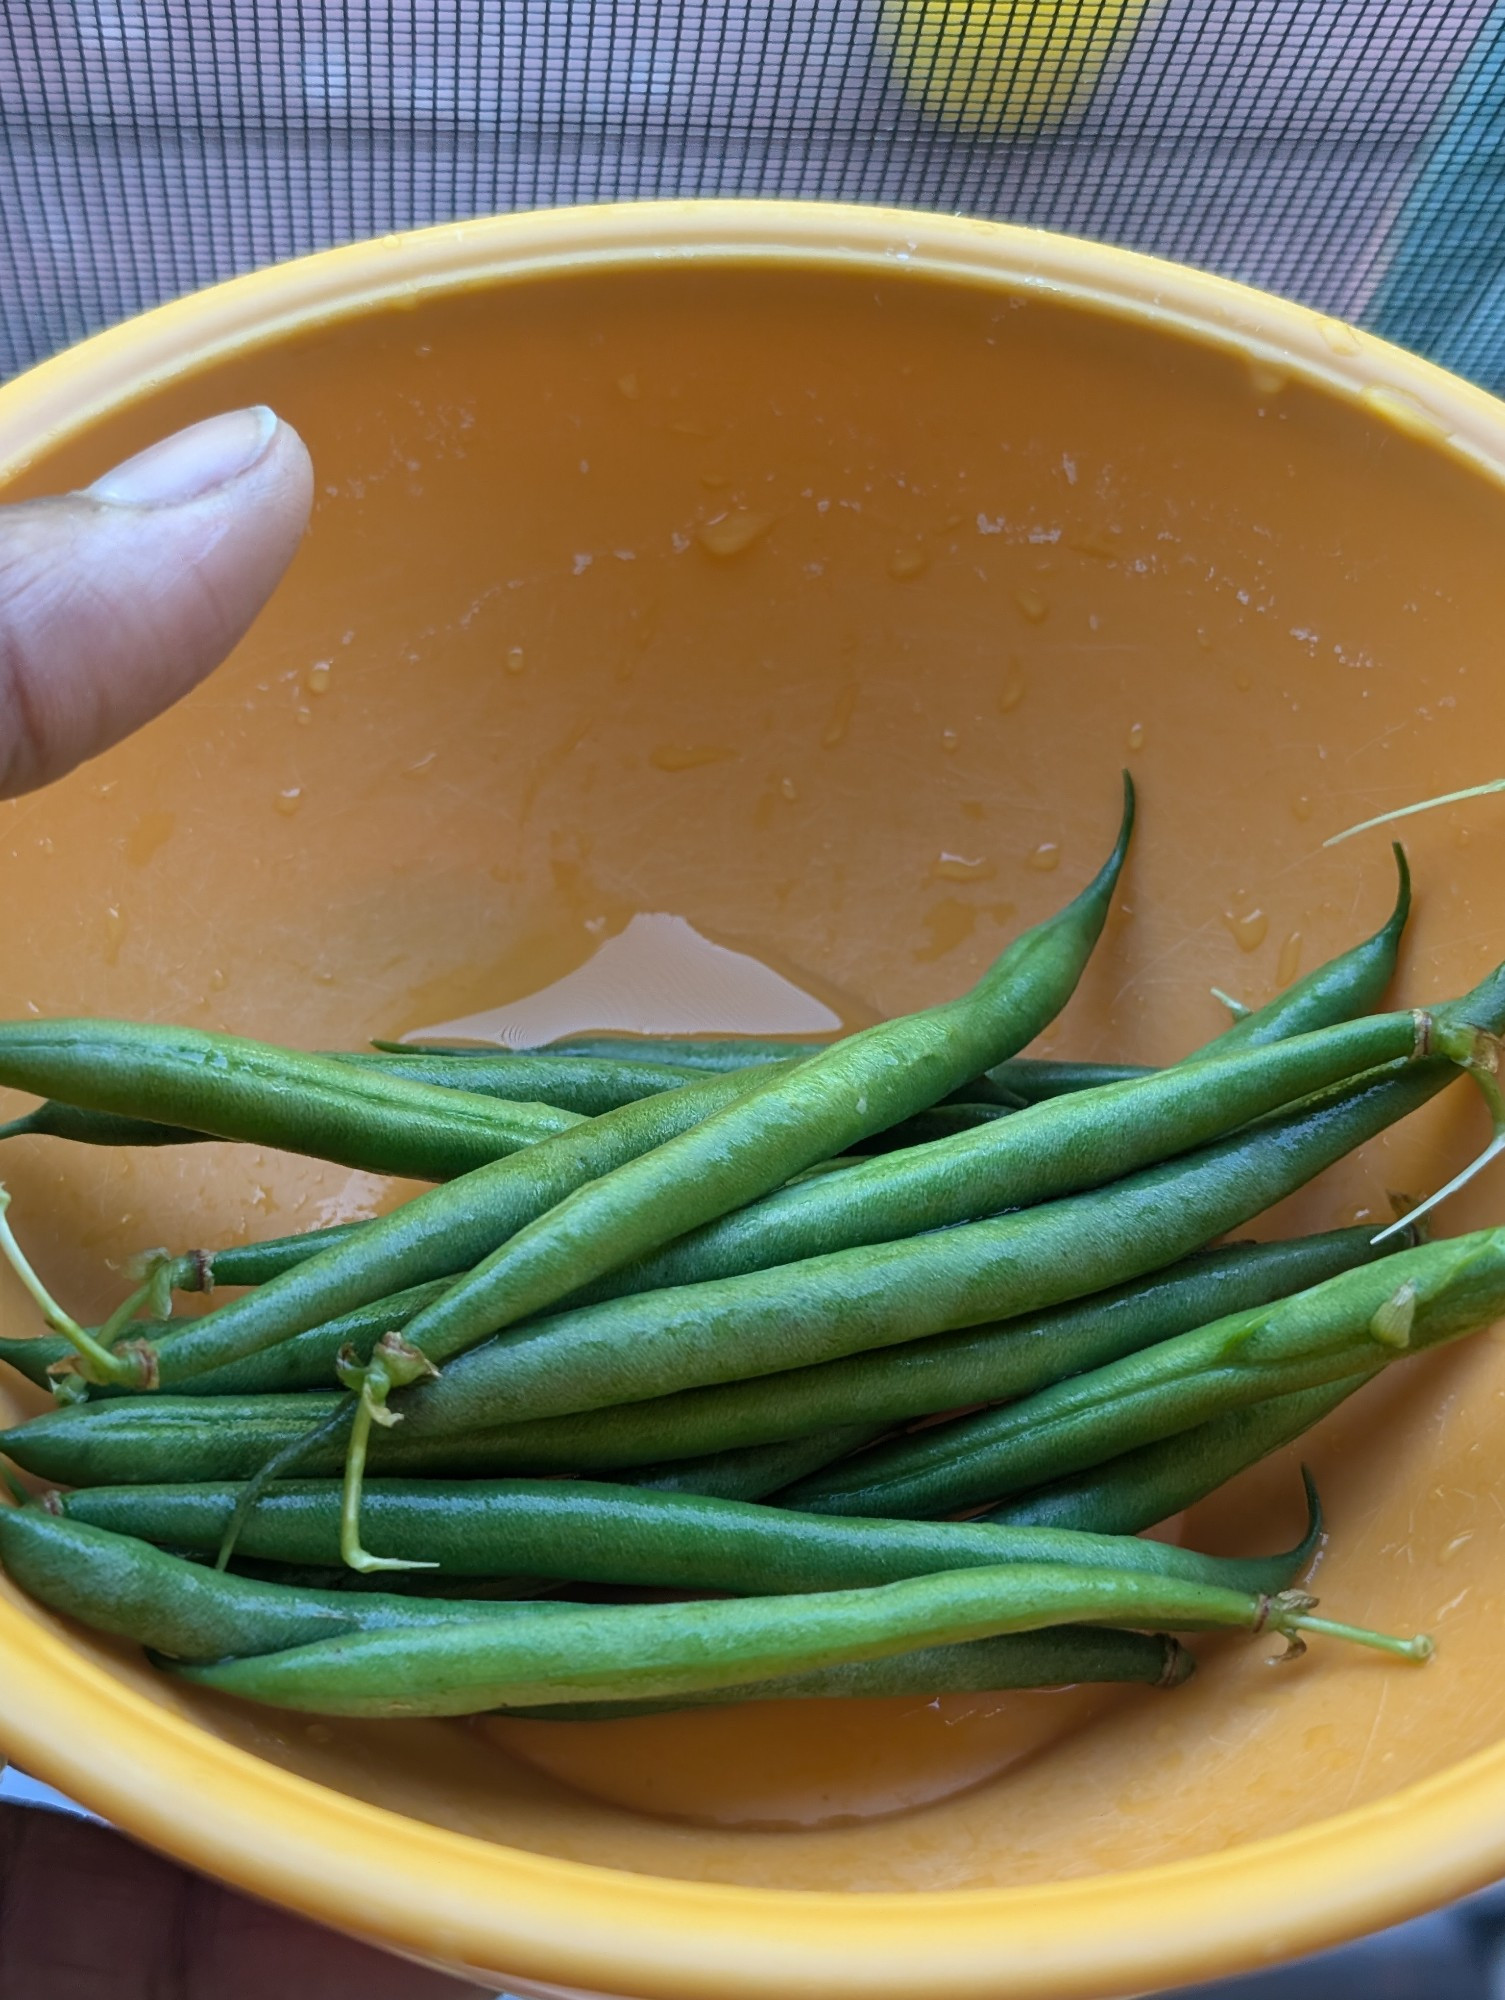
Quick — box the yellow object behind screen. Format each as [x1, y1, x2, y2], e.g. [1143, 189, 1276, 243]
[879, 0, 1152, 135]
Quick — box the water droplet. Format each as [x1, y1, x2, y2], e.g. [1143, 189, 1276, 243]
[1361, 384, 1449, 444]
[1455, 824, 1471, 850]
[275, 785, 303, 816]
[307, 660, 333, 695]
[913, 897, 978, 963]
[1126, 722, 1146, 752]
[1277, 930, 1302, 988]
[1223, 906, 1269, 953]
[1292, 794, 1313, 821]
[1439, 1532, 1474, 1566]
[617, 373, 640, 400]
[779, 776, 799, 801]
[1028, 842, 1061, 872]
[1317, 316, 1360, 357]
[1248, 360, 1285, 397]
[650, 744, 735, 772]
[822, 684, 859, 749]
[103, 905, 126, 966]
[505, 646, 526, 675]
[933, 853, 995, 883]
[940, 729, 960, 754]
[696, 510, 775, 558]
[125, 808, 176, 868]
[998, 659, 1027, 713]
[889, 547, 928, 580]
[1014, 588, 1049, 624]
[208, 967, 228, 992]
[403, 754, 437, 779]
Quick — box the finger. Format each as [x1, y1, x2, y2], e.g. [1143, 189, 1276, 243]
[0, 1803, 489, 1998]
[0, 406, 313, 798]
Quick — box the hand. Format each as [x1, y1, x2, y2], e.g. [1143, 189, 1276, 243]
[0, 406, 312, 796]
[0, 1803, 490, 1998]
[0, 413, 487, 1996]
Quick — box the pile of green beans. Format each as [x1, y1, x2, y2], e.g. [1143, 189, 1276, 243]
[1, 789, 1501, 1727]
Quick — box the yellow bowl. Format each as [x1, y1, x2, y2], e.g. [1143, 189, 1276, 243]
[3, 202, 1505, 1998]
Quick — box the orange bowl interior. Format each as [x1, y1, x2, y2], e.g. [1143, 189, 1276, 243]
[2, 206, 1505, 1998]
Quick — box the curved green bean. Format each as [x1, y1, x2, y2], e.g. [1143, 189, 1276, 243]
[62, 1475, 1322, 1598]
[1195, 845, 1410, 1056]
[0, 1022, 583, 1181]
[783, 1229, 1505, 1518]
[171, 1564, 1428, 1719]
[492, 1627, 1195, 1716]
[987, 1384, 1364, 1536]
[0, 1505, 568, 1664]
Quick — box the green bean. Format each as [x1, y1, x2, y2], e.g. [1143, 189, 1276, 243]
[986, 1385, 1364, 1536]
[783, 1229, 1505, 1518]
[0, 1104, 214, 1149]
[526, 1035, 1149, 1101]
[62, 1474, 1321, 1598]
[0, 1021, 584, 1181]
[1195, 845, 1410, 1056]
[171, 1564, 1429, 1719]
[514, 1033, 830, 1072]
[30, 1062, 780, 1392]
[435, 1227, 1403, 1476]
[329, 1049, 708, 1113]
[562, 995, 1455, 1311]
[0, 1506, 571, 1664]
[491, 1627, 1194, 1716]
[395, 1058, 1475, 1448]
[623, 1427, 887, 1502]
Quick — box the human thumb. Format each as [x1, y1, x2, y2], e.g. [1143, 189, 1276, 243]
[0, 406, 313, 797]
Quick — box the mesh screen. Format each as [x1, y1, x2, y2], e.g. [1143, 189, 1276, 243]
[2, 3, 1503, 391]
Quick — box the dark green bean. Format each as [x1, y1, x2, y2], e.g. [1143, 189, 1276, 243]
[170, 1565, 1428, 1719]
[1194, 845, 1410, 1056]
[491, 1627, 1194, 1716]
[396, 1058, 1476, 1445]
[0, 1021, 583, 1181]
[623, 1427, 887, 1502]
[0, 1506, 576, 1664]
[526, 1036, 1149, 1101]
[985, 1383, 1365, 1536]
[783, 1229, 1505, 1518]
[0, 1104, 214, 1149]
[63, 1474, 1321, 1598]
[329, 1049, 708, 1113]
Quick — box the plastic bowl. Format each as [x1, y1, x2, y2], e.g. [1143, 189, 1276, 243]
[2, 203, 1505, 2000]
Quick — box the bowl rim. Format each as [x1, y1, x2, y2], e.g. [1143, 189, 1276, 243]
[4, 199, 1505, 1999]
